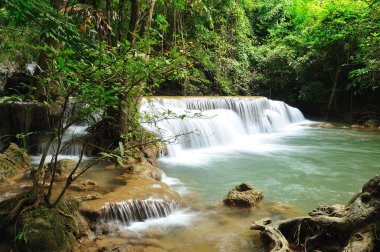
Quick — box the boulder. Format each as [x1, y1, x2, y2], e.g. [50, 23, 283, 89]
[14, 197, 80, 252]
[71, 180, 98, 192]
[224, 183, 264, 208]
[0, 143, 31, 185]
[364, 119, 379, 129]
[76, 193, 103, 202]
[351, 124, 364, 129]
[49, 159, 78, 180]
[314, 123, 334, 128]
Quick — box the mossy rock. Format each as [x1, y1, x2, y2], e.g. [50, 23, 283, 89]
[0, 192, 30, 239]
[15, 197, 80, 252]
[0, 143, 31, 185]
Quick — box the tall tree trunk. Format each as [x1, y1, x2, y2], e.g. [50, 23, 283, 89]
[144, 0, 156, 36]
[117, 0, 126, 41]
[127, 0, 140, 45]
[327, 67, 341, 118]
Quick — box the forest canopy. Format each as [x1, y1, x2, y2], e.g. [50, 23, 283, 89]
[0, 0, 379, 119]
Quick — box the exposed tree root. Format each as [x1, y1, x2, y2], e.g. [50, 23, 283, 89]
[0, 198, 29, 230]
[251, 175, 380, 252]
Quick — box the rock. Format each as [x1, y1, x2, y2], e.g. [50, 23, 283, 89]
[0, 143, 31, 185]
[76, 193, 102, 201]
[351, 124, 364, 129]
[224, 183, 264, 208]
[71, 180, 98, 191]
[47, 159, 78, 180]
[74, 212, 91, 238]
[251, 175, 380, 252]
[3, 72, 37, 96]
[314, 123, 334, 128]
[48, 101, 63, 116]
[15, 197, 79, 252]
[364, 119, 379, 129]
[142, 145, 159, 166]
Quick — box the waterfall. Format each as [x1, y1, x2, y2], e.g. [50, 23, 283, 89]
[100, 199, 179, 227]
[140, 97, 305, 157]
[33, 100, 100, 163]
[37, 125, 88, 156]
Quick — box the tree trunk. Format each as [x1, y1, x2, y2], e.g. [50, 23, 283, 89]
[327, 67, 341, 118]
[144, 0, 156, 36]
[117, 0, 126, 41]
[251, 175, 380, 252]
[127, 0, 140, 45]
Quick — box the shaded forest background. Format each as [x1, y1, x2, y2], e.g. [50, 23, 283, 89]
[0, 0, 379, 121]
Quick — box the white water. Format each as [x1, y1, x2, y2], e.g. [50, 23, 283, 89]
[98, 198, 183, 230]
[140, 97, 306, 157]
[31, 100, 99, 164]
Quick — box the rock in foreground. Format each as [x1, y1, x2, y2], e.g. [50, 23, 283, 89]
[251, 175, 380, 252]
[224, 183, 264, 208]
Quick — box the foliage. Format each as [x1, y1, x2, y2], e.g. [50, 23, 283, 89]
[0, 0, 379, 213]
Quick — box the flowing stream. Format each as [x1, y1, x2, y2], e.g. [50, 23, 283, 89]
[10, 96, 379, 251]
[141, 97, 380, 212]
[111, 96, 380, 252]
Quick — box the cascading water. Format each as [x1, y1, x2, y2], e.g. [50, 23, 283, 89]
[99, 199, 179, 229]
[140, 97, 305, 157]
[32, 100, 100, 164]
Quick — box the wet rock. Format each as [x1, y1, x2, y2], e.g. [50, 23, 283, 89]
[48, 159, 78, 180]
[74, 212, 90, 237]
[364, 119, 379, 129]
[224, 183, 264, 208]
[76, 193, 102, 201]
[314, 123, 334, 128]
[142, 145, 159, 166]
[351, 124, 365, 129]
[71, 180, 98, 191]
[0, 143, 31, 186]
[132, 162, 163, 181]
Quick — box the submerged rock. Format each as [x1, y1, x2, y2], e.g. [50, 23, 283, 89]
[224, 183, 264, 208]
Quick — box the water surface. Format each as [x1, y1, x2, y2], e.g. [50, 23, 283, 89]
[159, 127, 380, 212]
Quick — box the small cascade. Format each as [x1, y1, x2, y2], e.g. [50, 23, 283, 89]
[37, 125, 88, 156]
[140, 97, 306, 156]
[33, 100, 100, 162]
[100, 199, 179, 227]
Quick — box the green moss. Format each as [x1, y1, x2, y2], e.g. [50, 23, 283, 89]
[15, 197, 80, 252]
